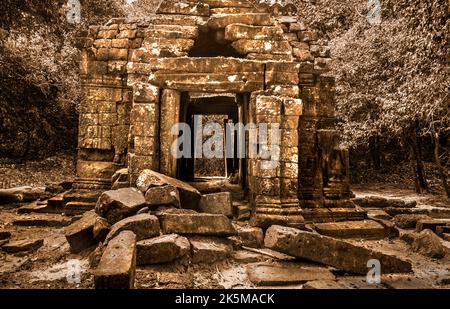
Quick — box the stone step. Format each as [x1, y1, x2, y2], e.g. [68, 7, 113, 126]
[63, 189, 103, 204]
[416, 219, 450, 233]
[312, 220, 387, 240]
[301, 207, 367, 223]
[232, 202, 251, 220]
[246, 262, 335, 286]
[1, 238, 44, 253]
[47, 193, 65, 208]
[64, 201, 96, 215]
[18, 201, 63, 214]
[12, 214, 72, 228]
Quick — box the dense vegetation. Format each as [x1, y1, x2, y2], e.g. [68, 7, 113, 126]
[0, 0, 448, 195]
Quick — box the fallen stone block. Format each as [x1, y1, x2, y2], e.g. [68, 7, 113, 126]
[302, 280, 346, 289]
[411, 229, 447, 259]
[232, 250, 266, 263]
[160, 213, 237, 236]
[353, 196, 416, 209]
[440, 233, 450, 241]
[145, 185, 180, 207]
[136, 169, 201, 210]
[65, 210, 99, 253]
[95, 188, 146, 224]
[394, 214, 431, 229]
[105, 213, 160, 243]
[2, 238, 44, 253]
[0, 186, 30, 204]
[246, 262, 335, 286]
[313, 220, 386, 240]
[416, 219, 450, 233]
[93, 217, 111, 242]
[136, 234, 190, 265]
[199, 192, 232, 217]
[12, 215, 72, 228]
[190, 237, 232, 264]
[94, 231, 136, 289]
[233, 224, 264, 248]
[64, 202, 96, 215]
[367, 209, 391, 221]
[383, 275, 433, 289]
[18, 201, 63, 214]
[264, 225, 412, 274]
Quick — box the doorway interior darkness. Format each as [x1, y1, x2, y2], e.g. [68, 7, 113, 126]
[176, 92, 248, 187]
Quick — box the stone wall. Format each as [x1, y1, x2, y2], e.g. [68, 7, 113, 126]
[76, 0, 353, 225]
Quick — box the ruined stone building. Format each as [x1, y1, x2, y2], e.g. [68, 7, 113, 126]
[76, 0, 363, 226]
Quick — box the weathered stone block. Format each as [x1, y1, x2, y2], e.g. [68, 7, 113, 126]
[208, 14, 274, 29]
[145, 185, 181, 207]
[198, 192, 233, 217]
[157, 1, 210, 16]
[136, 169, 201, 210]
[105, 213, 160, 243]
[136, 234, 190, 265]
[224, 24, 283, 40]
[264, 225, 412, 274]
[65, 210, 98, 253]
[95, 188, 146, 224]
[160, 213, 237, 236]
[94, 230, 136, 289]
[232, 39, 292, 55]
[190, 236, 232, 263]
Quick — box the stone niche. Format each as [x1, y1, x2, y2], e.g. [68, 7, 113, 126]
[75, 0, 359, 226]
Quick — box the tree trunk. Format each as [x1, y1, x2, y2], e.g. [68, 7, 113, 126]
[409, 135, 428, 193]
[433, 132, 450, 198]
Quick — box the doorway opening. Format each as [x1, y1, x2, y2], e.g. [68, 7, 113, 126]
[176, 92, 248, 187]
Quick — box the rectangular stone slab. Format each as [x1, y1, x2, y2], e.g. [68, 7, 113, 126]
[160, 213, 237, 236]
[129, 57, 264, 74]
[232, 39, 292, 55]
[157, 1, 210, 16]
[225, 24, 284, 41]
[313, 220, 386, 240]
[208, 14, 274, 29]
[94, 230, 136, 289]
[246, 262, 335, 286]
[264, 225, 412, 274]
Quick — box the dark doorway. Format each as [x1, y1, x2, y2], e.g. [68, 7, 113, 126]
[177, 93, 244, 183]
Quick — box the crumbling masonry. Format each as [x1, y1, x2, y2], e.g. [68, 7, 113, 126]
[75, 0, 362, 226]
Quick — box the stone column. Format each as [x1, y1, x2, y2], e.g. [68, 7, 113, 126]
[128, 83, 160, 183]
[159, 89, 181, 177]
[249, 92, 304, 228]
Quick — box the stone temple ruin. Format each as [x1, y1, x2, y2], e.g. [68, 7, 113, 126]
[75, 0, 361, 227]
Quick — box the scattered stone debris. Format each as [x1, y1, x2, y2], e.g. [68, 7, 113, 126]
[95, 188, 146, 224]
[145, 185, 181, 208]
[93, 217, 110, 242]
[416, 219, 450, 233]
[160, 212, 237, 236]
[104, 213, 160, 243]
[312, 220, 386, 240]
[94, 230, 137, 289]
[12, 214, 72, 228]
[136, 234, 190, 265]
[136, 169, 202, 210]
[246, 262, 335, 286]
[199, 192, 233, 217]
[411, 229, 447, 259]
[303, 280, 346, 289]
[265, 225, 412, 274]
[190, 237, 233, 264]
[353, 196, 417, 209]
[232, 224, 264, 248]
[2, 238, 44, 253]
[394, 214, 431, 229]
[64, 210, 98, 253]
